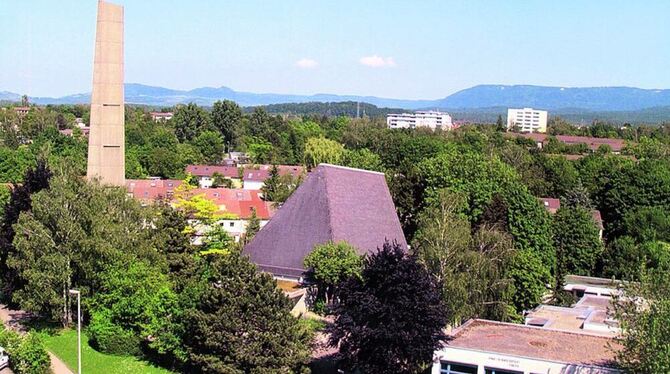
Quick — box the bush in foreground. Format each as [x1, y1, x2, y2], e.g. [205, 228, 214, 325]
[0, 327, 50, 374]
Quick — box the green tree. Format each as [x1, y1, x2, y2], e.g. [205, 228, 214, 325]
[261, 165, 281, 201]
[553, 206, 604, 276]
[0, 184, 10, 211]
[211, 100, 242, 148]
[304, 241, 362, 305]
[193, 130, 224, 163]
[495, 114, 506, 132]
[88, 261, 183, 359]
[211, 172, 233, 188]
[303, 137, 345, 169]
[507, 249, 551, 312]
[243, 208, 261, 245]
[413, 191, 516, 323]
[0, 160, 51, 299]
[183, 250, 311, 373]
[8, 172, 159, 324]
[329, 242, 448, 374]
[173, 103, 211, 142]
[614, 269, 670, 373]
[341, 148, 384, 172]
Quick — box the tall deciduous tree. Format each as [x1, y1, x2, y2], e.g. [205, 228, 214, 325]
[211, 100, 242, 148]
[193, 130, 224, 163]
[173, 103, 211, 142]
[413, 191, 516, 324]
[0, 160, 51, 299]
[303, 137, 345, 169]
[553, 206, 604, 276]
[8, 172, 159, 324]
[329, 242, 447, 374]
[183, 250, 311, 373]
[304, 241, 362, 304]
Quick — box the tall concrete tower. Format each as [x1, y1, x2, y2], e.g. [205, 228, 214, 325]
[87, 0, 125, 186]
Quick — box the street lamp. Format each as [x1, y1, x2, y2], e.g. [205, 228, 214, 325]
[69, 289, 81, 374]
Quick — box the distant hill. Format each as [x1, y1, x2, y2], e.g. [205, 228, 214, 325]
[437, 85, 670, 111]
[4, 83, 670, 114]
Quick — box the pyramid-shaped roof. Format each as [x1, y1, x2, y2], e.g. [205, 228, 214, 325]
[244, 164, 407, 279]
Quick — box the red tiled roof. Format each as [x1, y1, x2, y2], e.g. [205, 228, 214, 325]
[447, 319, 620, 367]
[555, 135, 626, 152]
[512, 133, 627, 152]
[539, 197, 604, 230]
[126, 179, 183, 201]
[242, 165, 304, 182]
[189, 188, 273, 219]
[186, 165, 239, 178]
[244, 164, 407, 279]
[592, 210, 604, 230]
[539, 197, 561, 214]
[126, 180, 273, 219]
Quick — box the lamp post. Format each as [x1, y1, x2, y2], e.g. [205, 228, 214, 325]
[69, 289, 81, 374]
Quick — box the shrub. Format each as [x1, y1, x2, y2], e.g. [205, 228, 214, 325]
[88, 309, 141, 356]
[12, 334, 50, 374]
[0, 327, 50, 374]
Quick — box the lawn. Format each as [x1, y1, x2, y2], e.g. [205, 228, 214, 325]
[38, 329, 172, 374]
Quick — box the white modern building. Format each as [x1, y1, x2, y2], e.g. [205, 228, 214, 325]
[387, 111, 453, 130]
[433, 319, 621, 374]
[507, 108, 548, 133]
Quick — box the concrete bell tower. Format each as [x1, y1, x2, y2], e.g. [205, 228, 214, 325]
[86, 0, 125, 186]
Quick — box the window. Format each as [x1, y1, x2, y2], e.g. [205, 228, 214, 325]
[485, 368, 523, 374]
[440, 361, 477, 374]
[229, 222, 234, 227]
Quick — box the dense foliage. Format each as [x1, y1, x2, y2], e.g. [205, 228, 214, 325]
[614, 269, 670, 373]
[182, 250, 311, 374]
[329, 242, 447, 374]
[0, 327, 50, 374]
[4, 101, 670, 371]
[304, 241, 362, 305]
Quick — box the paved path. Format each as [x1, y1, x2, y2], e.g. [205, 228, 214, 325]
[0, 304, 74, 374]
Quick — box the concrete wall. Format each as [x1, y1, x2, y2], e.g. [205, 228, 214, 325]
[87, 0, 125, 186]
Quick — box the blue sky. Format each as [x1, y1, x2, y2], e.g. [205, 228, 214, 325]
[1, 0, 669, 99]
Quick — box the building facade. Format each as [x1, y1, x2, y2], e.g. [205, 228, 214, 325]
[507, 108, 548, 133]
[387, 111, 453, 130]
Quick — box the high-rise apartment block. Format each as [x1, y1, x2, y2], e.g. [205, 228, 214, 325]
[507, 108, 548, 133]
[387, 111, 453, 130]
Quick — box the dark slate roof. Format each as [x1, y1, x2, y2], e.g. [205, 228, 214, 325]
[244, 163, 407, 279]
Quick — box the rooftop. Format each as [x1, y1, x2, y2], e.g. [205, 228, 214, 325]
[525, 295, 618, 336]
[512, 133, 627, 152]
[244, 163, 406, 279]
[186, 164, 239, 178]
[448, 319, 620, 367]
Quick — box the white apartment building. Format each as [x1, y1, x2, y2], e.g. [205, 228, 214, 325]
[387, 110, 453, 130]
[507, 108, 548, 133]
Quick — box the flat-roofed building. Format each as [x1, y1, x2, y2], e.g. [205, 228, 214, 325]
[507, 108, 548, 133]
[150, 112, 173, 122]
[564, 275, 622, 298]
[525, 295, 620, 336]
[432, 319, 621, 374]
[387, 110, 453, 130]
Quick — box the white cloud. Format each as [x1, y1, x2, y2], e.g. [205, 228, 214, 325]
[296, 58, 318, 69]
[359, 55, 396, 68]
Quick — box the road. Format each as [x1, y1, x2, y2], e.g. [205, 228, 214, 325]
[0, 304, 73, 374]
